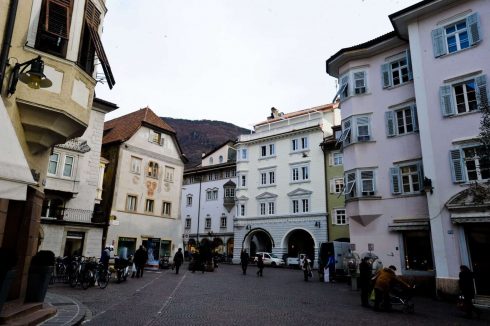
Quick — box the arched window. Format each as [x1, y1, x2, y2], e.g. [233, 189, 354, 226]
[209, 157, 214, 164]
[219, 155, 224, 163]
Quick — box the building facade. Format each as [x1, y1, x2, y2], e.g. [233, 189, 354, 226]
[327, 0, 489, 296]
[100, 108, 186, 267]
[0, 0, 114, 302]
[181, 141, 237, 258]
[233, 105, 339, 267]
[39, 98, 117, 258]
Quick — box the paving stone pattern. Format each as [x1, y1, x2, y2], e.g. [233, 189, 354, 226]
[48, 264, 489, 325]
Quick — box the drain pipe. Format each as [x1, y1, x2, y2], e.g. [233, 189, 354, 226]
[0, 0, 19, 94]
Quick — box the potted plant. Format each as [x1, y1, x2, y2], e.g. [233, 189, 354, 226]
[25, 250, 55, 303]
[0, 248, 17, 314]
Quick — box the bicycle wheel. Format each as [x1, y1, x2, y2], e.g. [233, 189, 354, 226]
[69, 271, 79, 288]
[81, 270, 92, 290]
[98, 270, 110, 289]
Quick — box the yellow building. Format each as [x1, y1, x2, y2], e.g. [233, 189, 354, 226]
[0, 0, 114, 308]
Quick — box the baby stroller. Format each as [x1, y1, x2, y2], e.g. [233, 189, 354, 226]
[389, 284, 415, 313]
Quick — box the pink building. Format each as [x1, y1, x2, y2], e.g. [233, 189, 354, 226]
[327, 0, 489, 298]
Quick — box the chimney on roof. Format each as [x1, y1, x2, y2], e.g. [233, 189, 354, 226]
[202, 152, 206, 157]
[268, 107, 279, 120]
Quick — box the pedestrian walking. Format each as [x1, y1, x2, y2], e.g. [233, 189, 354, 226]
[134, 245, 147, 278]
[359, 257, 372, 307]
[173, 248, 184, 274]
[327, 252, 336, 282]
[302, 256, 311, 281]
[256, 255, 264, 277]
[240, 249, 249, 275]
[459, 265, 481, 319]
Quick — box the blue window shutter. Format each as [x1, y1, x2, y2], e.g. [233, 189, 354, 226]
[381, 63, 391, 88]
[440, 85, 455, 116]
[467, 13, 481, 46]
[385, 111, 395, 137]
[411, 104, 419, 131]
[449, 149, 466, 183]
[390, 167, 401, 194]
[406, 49, 413, 80]
[431, 27, 447, 57]
[475, 74, 488, 110]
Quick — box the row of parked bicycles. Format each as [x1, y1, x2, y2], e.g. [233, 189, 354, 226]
[51, 256, 113, 290]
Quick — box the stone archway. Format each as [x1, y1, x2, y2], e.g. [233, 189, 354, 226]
[284, 229, 315, 261]
[242, 228, 273, 256]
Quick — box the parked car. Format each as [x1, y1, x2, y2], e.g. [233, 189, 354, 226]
[253, 252, 285, 267]
[287, 253, 309, 269]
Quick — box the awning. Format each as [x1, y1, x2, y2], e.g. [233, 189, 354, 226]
[451, 212, 490, 224]
[388, 219, 429, 231]
[0, 99, 35, 200]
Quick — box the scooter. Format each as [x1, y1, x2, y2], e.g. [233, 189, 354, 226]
[114, 255, 132, 283]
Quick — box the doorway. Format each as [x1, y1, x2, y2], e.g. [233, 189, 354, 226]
[466, 224, 490, 295]
[64, 231, 85, 256]
[286, 229, 315, 261]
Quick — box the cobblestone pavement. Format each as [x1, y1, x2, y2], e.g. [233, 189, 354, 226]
[48, 264, 489, 326]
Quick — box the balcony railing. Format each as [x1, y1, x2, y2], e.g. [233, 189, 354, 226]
[41, 207, 105, 224]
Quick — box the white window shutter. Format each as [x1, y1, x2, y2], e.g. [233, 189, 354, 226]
[328, 153, 333, 166]
[411, 105, 419, 132]
[148, 130, 153, 142]
[431, 27, 447, 57]
[449, 149, 466, 183]
[440, 85, 456, 116]
[330, 179, 335, 193]
[467, 13, 481, 46]
[475, 75, 488, 110]
[390, 167, 401, 194]
[381, 63, 391, 88]
[406, 49, 413, 80]
[385, 111, 396, 137]
[331, 210, 337, 225]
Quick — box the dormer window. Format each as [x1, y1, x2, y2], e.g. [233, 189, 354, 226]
[149, 130, 163, 146]
[36, 0, 73, 58]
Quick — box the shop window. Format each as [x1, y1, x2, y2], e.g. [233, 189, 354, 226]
[403, 231, 434, 271]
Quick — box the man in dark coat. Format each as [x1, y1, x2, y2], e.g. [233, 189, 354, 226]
[173, 248, 184, 274]
[134, 245, 147, 278]
[359, 257, 372, 307]
[240, 249, 249, 275]
[459, 265, 481, 318]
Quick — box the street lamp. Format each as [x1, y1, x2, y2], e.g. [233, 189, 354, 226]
[8, 56, 52, 96]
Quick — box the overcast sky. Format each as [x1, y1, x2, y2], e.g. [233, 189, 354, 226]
[95, 0, 421, 129]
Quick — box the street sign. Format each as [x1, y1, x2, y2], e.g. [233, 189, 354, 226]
[368, 243, 374, 251]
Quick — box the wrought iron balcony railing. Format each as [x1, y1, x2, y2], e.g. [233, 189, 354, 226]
[41, 207, 105, 224]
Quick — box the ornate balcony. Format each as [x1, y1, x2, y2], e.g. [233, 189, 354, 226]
[41, 207, 104, 224]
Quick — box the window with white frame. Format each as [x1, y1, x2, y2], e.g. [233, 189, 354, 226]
[164, 166, 174, 182]
[333, 209, 348, 225]
[219, 155, 224, 163]
[205, 217, 211, 229]
[145, 199, 154, 213]
[185, 217, 191, 229]
[331, 152, 343, 166]
[292, 136, 309, 152]
[260, 143, 275, 158]
[291, 198, 310, 214]
[338, 115, 372, 146]
[440, 75, 487, 117]
[206, 189, 219, 201]
[48, 153, 59, 175]
[450, 145, 490, 183]
[147, 161, 159, 178]
[186, 195, 192, 206]
[259, 200, 275, 216]
[239, 148, 248, 161]
[330, 178, 344, 194]
[390, 162, 423, 195]
[432, 13, 480, 57]
[386, 105, 418, 137]
[237, 173, 247, 188]
[224, 187, 235, 198]
[131, 156, 142, 174]
[149, 130, 164, 146]
[220, 216, 227, 228]
[238, 204, 246, 217]
[381, 50, 412, 88]
[162, 201, 171, 216]
[334, 69, 367, 101]
[291, 163, 309, 183]
[259, 168, 276, 186]
[63, 155, 74, 177]
[126, 195, 137, 211]
[344, 169, 376, 199]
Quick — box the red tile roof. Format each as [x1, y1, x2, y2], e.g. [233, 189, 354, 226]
[254, 102, 338, 127]
[103, 107, 175, 145]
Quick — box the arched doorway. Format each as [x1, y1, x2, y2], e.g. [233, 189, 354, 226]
[286, 229, 315, 261]
[226, 238, 234, 258]
[212, 237, 224, 253]
[244, 229, 273, 256]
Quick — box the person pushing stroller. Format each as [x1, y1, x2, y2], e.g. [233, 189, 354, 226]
[372, 265, 411, 312]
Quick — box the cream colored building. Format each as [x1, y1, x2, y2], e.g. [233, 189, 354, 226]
[101, 108, 187, 265]
[0, 0, 114, 304]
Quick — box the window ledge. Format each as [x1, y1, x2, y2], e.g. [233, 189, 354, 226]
[387, 131, 419, 139]
[289, 180, 311, 185]
[392, 192, 425, 198]
[258, 184, 277, 189]
[258, 155, 276, 161]
[445, 110, 481, 118]
[438, 43, 478, 59]
[382, 80, 413, 91]
[345, 196, 382, 202]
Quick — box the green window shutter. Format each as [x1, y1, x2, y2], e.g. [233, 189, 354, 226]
[467, 13, 481, 46]
[475, 75, 488, 110]
[385, 111, 396, 137]
[411, 104, 419, 132]
[449, 149, 466, 183]
[440, 85, 455, 116]
[381, 63, 391, 88]
[406, 49, 413, 81]
[390, 167, 401, 194]
[431, 27, 447, 57]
